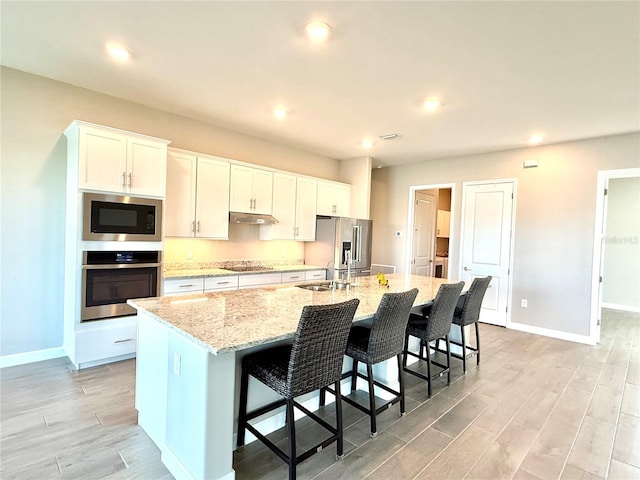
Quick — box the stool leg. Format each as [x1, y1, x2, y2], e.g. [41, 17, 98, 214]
[351, 359, 359, 391]
[286, 398, 296, 480]
[366, 363, 377, 437]
[460, 324, 467, 374]
[319, 387, 326, 407]
[402, 334, 410, 368]
[397, 353, 405, 416]
[445, 335, 451, 385]
[425, 340, 432, 397]
[237, 367, 249, 447]
[475, 322, 481, 365]
[335, 380, 344, 459]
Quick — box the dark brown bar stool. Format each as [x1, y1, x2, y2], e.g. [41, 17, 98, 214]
[321, 288, 419, 437]
[450, 276, 492, 373]
[236, 298, 360, 480]
[403, 282, 464, 397]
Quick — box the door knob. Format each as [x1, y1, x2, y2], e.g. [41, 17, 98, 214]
[464, 266, 471, 271]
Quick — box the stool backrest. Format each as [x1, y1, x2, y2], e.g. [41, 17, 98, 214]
[287, 298, 360, 397]
[457, 276, 492, 326]
[367, 288, 419, 363]
[426, 282, 465, 340]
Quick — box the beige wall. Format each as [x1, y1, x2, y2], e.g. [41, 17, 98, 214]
[371, 133, 640, 337]
[0, 67, 340, 356]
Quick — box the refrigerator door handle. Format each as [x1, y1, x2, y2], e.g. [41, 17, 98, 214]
[353, 225, 361, 262]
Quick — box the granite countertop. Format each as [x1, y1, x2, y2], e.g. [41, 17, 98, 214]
[163, 264, 325, 279]
[129, 274, 456, 355]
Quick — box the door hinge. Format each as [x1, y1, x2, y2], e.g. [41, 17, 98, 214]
[604, 188, 608, 196]
[597, 318, 601, 326]
[599, 276, 603, 283]
[505, 306, 508, 313]
[511, 193, 514, 199]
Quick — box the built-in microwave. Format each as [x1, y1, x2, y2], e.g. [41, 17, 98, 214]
[83, 192, 162, 242]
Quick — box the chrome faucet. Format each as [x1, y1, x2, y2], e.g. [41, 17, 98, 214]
[345, 249, 352, 285]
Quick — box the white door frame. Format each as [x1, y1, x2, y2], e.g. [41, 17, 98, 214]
[590, 167, 640, 344]
[405, 183, 456, 276]
[459, 178, 517, 327]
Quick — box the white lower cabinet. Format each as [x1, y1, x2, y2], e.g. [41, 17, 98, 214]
[205, 276, 239, 291]
[238, 273, 283, 289]
[304, 270, 327, 281]
[163, 277, 205, 296]
[74, 317, 137, 367]
[281, 271, 305, 283]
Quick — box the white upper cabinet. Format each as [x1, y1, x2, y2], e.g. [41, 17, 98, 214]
[317, 180, 352, 217]
[165, 148, 230, 239]
[436, 209, 451, 238]
[229, 164, 273, 214]
[264, 173, 317, 241]
[69, 121, 169, 197]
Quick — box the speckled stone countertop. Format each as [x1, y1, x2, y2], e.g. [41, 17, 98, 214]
[163, 264, 325, 279]
[129, 274, 457, 355]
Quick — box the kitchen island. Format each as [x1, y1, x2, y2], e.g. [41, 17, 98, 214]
[129, 274, 454, 480]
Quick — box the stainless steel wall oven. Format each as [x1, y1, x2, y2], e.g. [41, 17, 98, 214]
[81, 250, 161, 322]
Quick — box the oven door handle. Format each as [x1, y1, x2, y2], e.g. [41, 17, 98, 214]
[82, 263, 162, 270]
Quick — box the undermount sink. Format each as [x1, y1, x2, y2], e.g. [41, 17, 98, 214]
[296, 283, 332, 291]
[295, 281, 350, 291]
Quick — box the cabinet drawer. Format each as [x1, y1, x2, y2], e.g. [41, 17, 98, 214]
[75, 318, 137, 364]
[304, 270, 327, 281]
[163, 277, 204, 295]
[282, 272, 305, 283]
[238, 273, 283, 288]
[204, 276, 239, 291]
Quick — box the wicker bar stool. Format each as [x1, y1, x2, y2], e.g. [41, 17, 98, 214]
[236, 298, 360, 480]
[320, 288, 419, 437]
[403, 282, 464, 397]
[450, 276, 492, 373]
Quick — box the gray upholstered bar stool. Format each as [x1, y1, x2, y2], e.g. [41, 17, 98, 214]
[450, 276, 492, 373]
[403, 282, 464, 397]
[321, 288, 419, 437]
[236, 298, 360, 480]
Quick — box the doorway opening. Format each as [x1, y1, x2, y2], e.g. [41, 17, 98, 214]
[405, 184, 455, 277]
[590, 167, 640, 344]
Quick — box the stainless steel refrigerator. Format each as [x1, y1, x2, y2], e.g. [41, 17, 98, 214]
[304, 217, 373, 281]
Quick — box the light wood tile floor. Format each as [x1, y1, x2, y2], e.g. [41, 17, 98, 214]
[1, 308, 638, 479]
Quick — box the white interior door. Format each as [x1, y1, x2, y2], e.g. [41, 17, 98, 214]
[412, 192, 436, 276]
[461, 182, 514, 326]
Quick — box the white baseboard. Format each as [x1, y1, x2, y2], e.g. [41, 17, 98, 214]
[508, 321, 595, 345]
[601, 303, 640, 313]
[0, 347, 66, 368]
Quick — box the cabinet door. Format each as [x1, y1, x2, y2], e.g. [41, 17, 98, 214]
[229, 164, 254, 213]
[295, 177, 318, 240]
[78, 126, 128, 193]
[165, 151, 197, 237]
[251, 168, 273, 215]
[316, 181, 336, 216]
[333, 184, 352, 217]
[271, 173, 297, 240]
[436, 210, 451, 238]
[127, 138, 167, 197]
[196, 157, 230, 239]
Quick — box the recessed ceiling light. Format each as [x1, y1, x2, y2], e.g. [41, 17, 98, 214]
[361, 139, 374, 149]
[423, 98, 441, 111]
[106, 43, 131, 61]
[273, 106, 288, 119]
[305, 21, 331, 42]
[529, 135, 543, 144]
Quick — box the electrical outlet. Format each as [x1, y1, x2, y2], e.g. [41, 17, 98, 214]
[521, 299, 528, 308]
[173, 353, 181, 376]
[186, 250, 193, 260]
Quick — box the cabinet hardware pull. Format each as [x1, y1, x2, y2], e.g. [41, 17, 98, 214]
[179, 284, 196, 288]
[114, 338, 134, 343]
[192, 220, 196, 233]
[128, 172, 132, 187]
[217, 281, 231, 285]
[197, 221, 200, 233]
[122, 172, 126, 187]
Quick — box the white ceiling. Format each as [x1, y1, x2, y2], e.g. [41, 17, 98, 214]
[2, 1, 639, 167]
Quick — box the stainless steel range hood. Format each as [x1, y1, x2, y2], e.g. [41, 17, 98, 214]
[229, 212, 278, 225]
